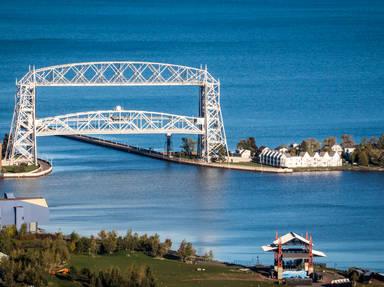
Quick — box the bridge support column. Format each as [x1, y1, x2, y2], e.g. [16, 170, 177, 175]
[166, 133, 172, 156]
[197, 86, 205, 159]
[6, 81, 37, 166]
[200, 76, 228, 162]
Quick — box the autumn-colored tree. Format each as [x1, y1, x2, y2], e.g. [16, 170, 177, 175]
[322, 136, 336, 151]
[341, 134, 355, 148]
[177, 240, 196, 262]
[158, 238, 172, 258]
[300, 138, 320, 154]
[103, 231, 118, 254]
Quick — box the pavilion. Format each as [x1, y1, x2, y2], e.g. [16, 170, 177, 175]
[261, 232, 326, 280]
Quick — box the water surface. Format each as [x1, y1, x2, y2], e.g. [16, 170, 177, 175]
[0, 0, 383, 271]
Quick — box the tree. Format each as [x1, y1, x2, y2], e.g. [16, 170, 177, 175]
[378, 153, 384, 167]
[2, 133, 8, 158]
[300, 138, 320, 154]
[98, 230, 108, 241]
[322, 136, 336, 151]
[142, 266, 157, 287]
[0, 256, 47, 287]
[18, 223, 28, 240]
[341, 134, 355, 148]
[96, 267, 127, 286]
[357, 151, 369, 166]
[368, 136, 378, 147]
[147, 234, 161, 257]
[158, 238, 172, 258]
[103, 231, 117, 254]
[378, 134, 384, 149]
[68, 231, 80, 253]
[180, 138, 196, 158]
[122, 230, 138, 252]
[213, 144, 228, 162]
[177, 240, 196, 262]
[50, 235, 70, 269]
[98, 230, 110, 254]
[89, 235, 98, 255]
[288, 146, 298, 156]
[236, 137, 257, 155]
[76, 236, 91, 254]
[203, 250, 214, 261]
[349, 269, 361, 287]
[0, 226, 17, 254]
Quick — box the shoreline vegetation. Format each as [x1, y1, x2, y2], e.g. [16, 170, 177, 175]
[1, 227, 383, 287]
[235, 134, 384, 169]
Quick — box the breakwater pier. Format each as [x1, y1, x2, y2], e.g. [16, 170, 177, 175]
[64, 134, 293, 174]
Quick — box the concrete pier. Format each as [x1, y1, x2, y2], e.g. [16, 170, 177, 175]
[63, 135, 293, 174]
[1, 159, 52, 179]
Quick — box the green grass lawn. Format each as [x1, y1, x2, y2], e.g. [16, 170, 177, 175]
[2, 164, 39, 173]
[49, 252, 273, 287]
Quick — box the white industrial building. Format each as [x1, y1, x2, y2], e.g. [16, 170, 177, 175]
[331, 144, 343, 154]
[0, 193, 49, 232]
[229, 149, 253, 163]
[259, 148, 342, 168]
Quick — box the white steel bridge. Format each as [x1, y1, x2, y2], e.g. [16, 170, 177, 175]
[36, 110, 204, 136]
[6, 61, 228, 165]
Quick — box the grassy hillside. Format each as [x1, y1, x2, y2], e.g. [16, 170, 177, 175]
[49, 251, 272, 287]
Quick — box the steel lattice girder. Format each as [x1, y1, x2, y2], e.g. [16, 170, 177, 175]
[36, 110, 205, 136]
[6, 84, 37, 164]
[19, 62, 211, 86]
[6, 61, 228, 165]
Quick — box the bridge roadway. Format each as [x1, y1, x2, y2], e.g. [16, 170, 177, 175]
[36, 109, 204, 137]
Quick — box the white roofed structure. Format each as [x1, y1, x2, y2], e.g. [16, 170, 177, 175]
[261, 232, 326, 280]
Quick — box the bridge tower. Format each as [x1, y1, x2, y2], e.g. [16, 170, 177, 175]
[5, 62, 228, 165]
[6, 67, 38, 165]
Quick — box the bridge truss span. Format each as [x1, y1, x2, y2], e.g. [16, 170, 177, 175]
[36, 110, 204, 136]
[19, 62, 214, 87]
[6, 61, 228, 165]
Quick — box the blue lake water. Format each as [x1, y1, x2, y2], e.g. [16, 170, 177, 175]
[1, 0, 384, 271]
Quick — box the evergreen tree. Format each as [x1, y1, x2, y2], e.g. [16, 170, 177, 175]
[180, 137, 196, 157]
[357, 151, 369, 166]
[1, 133, 8, 158]
[236, 137, 257, 155]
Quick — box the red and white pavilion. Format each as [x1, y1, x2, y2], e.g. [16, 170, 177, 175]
[261, 232, 326, 280]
